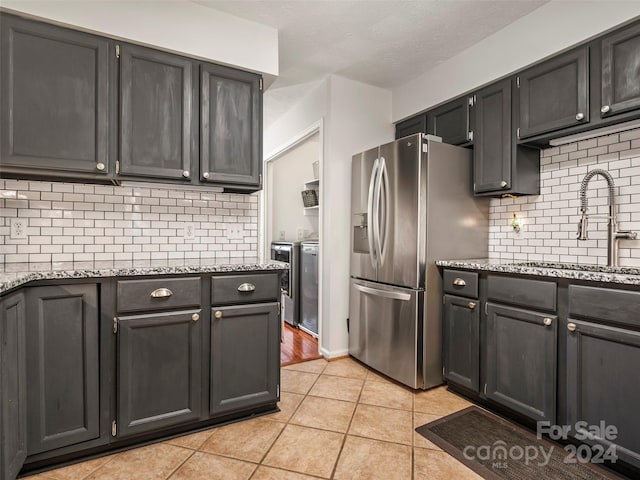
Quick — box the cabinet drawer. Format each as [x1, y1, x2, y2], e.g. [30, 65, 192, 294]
[117, 277, 201, 313]
[442, 270, 478, 298]
[487, 275, 556, 312]
[211, 273, 279, 305]
[569, 285, 640, 329]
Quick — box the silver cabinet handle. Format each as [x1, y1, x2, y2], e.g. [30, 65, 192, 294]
[150, 288, 173, 298]
[468, 302, 476, 310]
[543, 317, 553, 326]
[453, 278, 466, 286]
[215, 310, 222, 319]
[96, 162, 105, 171]
[182, 170, 190, 178]
[575, 113, 585, 121]
[601, 105, 611, 114]
[203, 172, 210, 179]
[237, 283, 256, 292]
[192, 313, 200, 322]
[500, 180, 508, 188]
[567, 322, 577, 332]
[354, 283, 411, 301]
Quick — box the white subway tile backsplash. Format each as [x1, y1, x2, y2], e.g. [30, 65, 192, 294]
[1, 180, 259, 263]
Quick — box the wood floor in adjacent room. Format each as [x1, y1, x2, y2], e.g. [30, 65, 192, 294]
[280, 323, 323, 366]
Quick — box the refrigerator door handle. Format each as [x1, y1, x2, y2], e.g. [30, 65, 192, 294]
[354, 283, 412, 301]
[373, 157, 383, 266]
[378, 158, 390, 266]
[367, 158, 379, 269]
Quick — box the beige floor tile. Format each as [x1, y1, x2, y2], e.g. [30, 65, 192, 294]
[251, 466, 319, 480]
[413, 386, 471, 416]
[413, 412, 444, 451]
[280, 369, 319, 394]
[165, 429, 215, 450]
[333, 435, 411, 480]
[308, 374, 363, 402]
[282, 358, 328, 374]
[37, 455, 114, 480]
[364, 369, 394, 384]
[201, 417, 285, 463]
[262, 424, 343, 478]
[84, 443, 192, 480]
[348, 404, 413, 445]
[322, 358, 368, 379]
[290, 396, 356, 433]
[168, 452, 256, 480]
[413, 448, 482, 480]
[265, 392, 305, 422]
[358, 378, 413, 411]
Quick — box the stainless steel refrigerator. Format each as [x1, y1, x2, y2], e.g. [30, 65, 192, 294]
[349, 134, 489, 389]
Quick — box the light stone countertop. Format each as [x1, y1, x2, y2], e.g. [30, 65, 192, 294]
[436, 258, 640, 286]
[0, 258, 287, 295]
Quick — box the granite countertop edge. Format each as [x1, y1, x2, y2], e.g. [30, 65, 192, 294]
[0, 262, 287, 295]
[436, 259, 640, 286]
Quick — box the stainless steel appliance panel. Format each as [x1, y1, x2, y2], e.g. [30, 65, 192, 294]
[349, 278, 422, 389]
[300, 242, 319, 336]
[270, 241, 300, 326]
[350, 146, 380, 282]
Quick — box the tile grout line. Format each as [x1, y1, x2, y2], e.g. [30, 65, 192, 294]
[163, 448, 197, 480]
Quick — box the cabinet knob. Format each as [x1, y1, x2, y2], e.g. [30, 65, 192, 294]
[468, 302, 476, 310]
[500, 180, 508, 188]
[215, 310, 222, 319]
[601, 105, 611, 114]
[96, 162, 105, 171]
[183, 170, 190, 178]
[543, 317, 553, 326]
[575, 113, 585, 121]
[203, 172, 210, 179]
[192, 313, 200, 322]
[567, 322, 577, 332]
[452, 278, 466, 286]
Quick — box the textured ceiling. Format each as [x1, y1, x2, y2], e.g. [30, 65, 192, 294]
[194, 0, 548, 124]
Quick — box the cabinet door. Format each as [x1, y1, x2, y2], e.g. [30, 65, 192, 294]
[210, 303, 280, 415]
[1, 293, 27, 480]
[443, 295, 479, 392]
[25, 285, 100, 455]
[485, 303, 556, 423]
[120, 44, 195, 181]
[200, 63, 261, 187]
[473, 80, 512, 194]
[0, 14, 110, 179]
[395, 114, 426, 139]
[117, 310, 202, 437]
[518, 48, 589, 138]
[566, 320, 640, 469]
[427, 97, 470, 145]
[601, 22, 640, 118]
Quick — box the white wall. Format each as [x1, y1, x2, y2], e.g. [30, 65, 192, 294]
[393, 0, 640, 121]
[1, 0, 278, 75]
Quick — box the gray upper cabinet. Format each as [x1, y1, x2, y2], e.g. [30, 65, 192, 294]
[395, 114, 426, 139]
[24, 284, 101, 455]
[117, 310, 203, 437]
[1, 292, 27, 480]
[517, 48, 589, 139]
[210, 302, 280, 415]
[200, 63, 261, 189]
[427, 97, 471, 145]
[600, 22, 640, 118]
[0, 14, 111, 180]
[442, 294, 479, 392]
[120, 44, 196, 182]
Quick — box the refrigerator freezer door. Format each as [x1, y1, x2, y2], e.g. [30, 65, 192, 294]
[348, 278, 422, 389]
[351, 147, 380, 282]
[375, 136, 424, 289]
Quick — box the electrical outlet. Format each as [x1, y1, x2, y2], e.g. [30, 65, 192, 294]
[10, 219, 27, 239]
[279, 230, 286, 241]
[225, 224, 243, 240]
[183, 223, 196, 240]
[297, 228, 304, 241]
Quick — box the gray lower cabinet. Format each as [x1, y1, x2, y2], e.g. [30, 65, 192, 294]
[442, 295, 479, 392]
[24, 285, 101, 455]
[210, 303, 280, 415]
[116, 310, 203, 437]
[200, 63, 261, 189]
[119, 43, 196, 182]
[0, 13, 111, 181]
[485, 303, 557, 423]
[1, 292, 27, 480]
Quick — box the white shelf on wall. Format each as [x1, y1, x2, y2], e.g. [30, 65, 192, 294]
[302, 178, 320, 215]
[304, 178, 320, 187]
[303, 205, 319, 216]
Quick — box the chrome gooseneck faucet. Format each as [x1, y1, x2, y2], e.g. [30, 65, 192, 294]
[577, 168, 637, 266]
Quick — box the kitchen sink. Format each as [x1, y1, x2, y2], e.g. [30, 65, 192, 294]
[512, 261, 640, 275]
